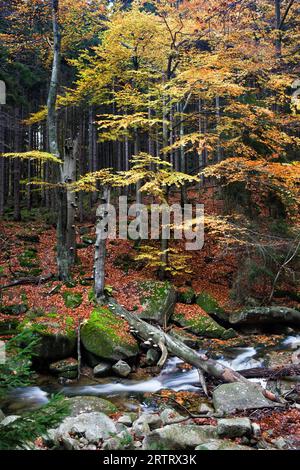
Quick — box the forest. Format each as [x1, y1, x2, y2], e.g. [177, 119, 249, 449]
[0, 0, 300, 454]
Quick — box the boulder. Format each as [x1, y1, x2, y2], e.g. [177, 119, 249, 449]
[195, 439, 253, 450]
[132, 413, 163, 438]
[47, 412, 117, 445]
[173, 306, 236, 339]
[66, 397, 117, 416]
[177, 287, 196, 304]
[142, 424, 217, 450]
[138, 281, 176, 325]
[213, 382, 280, 415]
[93, 361, 112, 377]
[217, 418, 252, 438]
[49, 358, 78, 379]
[146, 348, 160, 366]
[17, 320, 76, 361]
[117, 414, 133, 427]
[112, 360, 131, 377]
[160, 408, 183, 425]
[0, 415, 21, 426]
[81, 307, 139, 362]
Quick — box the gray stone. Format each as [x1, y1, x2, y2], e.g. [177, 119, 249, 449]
[195, 439, 253, 451]
[117, 414, 133, 427]
[66, 396, 117, 416]
[217, 418, 252, 438]
[251, 422, 261, 438]
[199, 403, 214, 414]
[0, 415, 21, 426]
[93, 362, 112, 377]
[272, 437, 288, 450]
[213, 382, 279, 415]
[160, 408, 183, 424]
[49, 358, 78, 379]
[61, 436, 80, 450]
[142, 424, 217, 450]
[146, 348, 160, 366]
[112, 360, 131, 377]
[48, 412, 117, 445]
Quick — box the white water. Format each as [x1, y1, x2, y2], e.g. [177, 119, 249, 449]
[4, 335, 299, 411]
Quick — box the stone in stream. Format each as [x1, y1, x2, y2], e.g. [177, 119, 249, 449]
[213, 382, 280, 415]
[47, 412, 117, 446]
[112, 360, 131, 377]
[142, 424, 217, 450]
[132, 413, 163, 438]
[66, 396, 117, 416]
[217, 418, 252, 438]
[93, 361, 112, 377]
[81, 307, 139, 361]
[160, 408, 183, 424]
[49, 358, 78, 379]
[138, 280, 177, 325]
[195, 439, 253, 451]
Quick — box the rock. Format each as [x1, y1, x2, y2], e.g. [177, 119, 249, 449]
[0, 415, 21, 426]
[160, 408, 183, 424]
[142, 424, 217, 450]
[195, 439, 253, 451]
[138, 281, 176, 325]
[272, 437, 288, 450]
[62, 292, 83, 309]
[112, 360, 131, 377]
[146, 348, 160, 366]
[117, 414, 133, 427]
[196, 291, 224, 315]
[251, 422, 261, 438]
[217, 418, 252, 438]
[93, 361, 112, 377]
[173, 306, 236, 339]
[177, 287, 196, 304]
[81, 307, 139, 361]
[66, 396, 117, 416]
[199, 403, 214, 414]
[0, 303, 28, 316]
[132, 414, 163, 438]
[49, 358, 78, 379]
[213, 382, 280, 415]
[48, 412, 117, 445]
[0, 410, 5, 421]
[61, 436, 80, 450]
[18, 320, 76, 361]
[169, 327, 201, 348]
[102, 437, 123, 450]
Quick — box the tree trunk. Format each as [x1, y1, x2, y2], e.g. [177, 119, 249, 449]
[94, 186, 110, 300]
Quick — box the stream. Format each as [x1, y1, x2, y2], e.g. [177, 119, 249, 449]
[3, 334, 300, 414]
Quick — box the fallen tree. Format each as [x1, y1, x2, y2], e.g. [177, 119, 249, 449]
[227, 306, 300, 326]
[239, 364, 300, 379]
[106, 298, 281, 403]
[0, 274, 54, 290]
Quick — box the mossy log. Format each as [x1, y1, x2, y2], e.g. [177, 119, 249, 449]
[106, 298, 279, 403]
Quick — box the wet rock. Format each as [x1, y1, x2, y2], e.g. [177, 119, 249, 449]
[213, 382, 280, 415]
[48, 412, 117, 445]
[195, 439, 253, 451]
[146, 348, 160, 366]
[81, 307, 138, 361]
[0, 415, 21, 426]
[160, 408, 183, 424]
[49, 358, 78, 379]
[112, 360, 131, 377]
[117, 414, 133, 427]
[66, 396, 117, 416]
[138, 281, 176, 325]
[93, 361, 112, 377]
[142, 424, 217, 450]
[217, 418, 252, 438]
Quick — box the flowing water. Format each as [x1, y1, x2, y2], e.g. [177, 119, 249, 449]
[3, 334, 300, 414]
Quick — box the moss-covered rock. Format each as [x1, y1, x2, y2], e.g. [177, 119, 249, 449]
[66, 396, 117, 417]
[173, 307, 236, 340]
[17, 320, 77, 361]
[81, 308, 139, 361]
[196, 291, 224, 315]
[49, 358, 78, 379]
[0, 303, 28, 316]
[177, 287, 196, 304]
[62, 291, 83, 309]
[138, 281, 176, 325]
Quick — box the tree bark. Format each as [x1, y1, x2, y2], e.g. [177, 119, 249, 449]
[94, 186, 111, 300]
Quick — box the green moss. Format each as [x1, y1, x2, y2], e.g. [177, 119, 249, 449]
[196, 291, 224, 315]
[62, 291, 83, 309]
[0, 303, 28, 316]
[173, 311, 236, 340]
[138, 280, 176, 324]
[178, 287, 196, 304]
[81, 308, 139, 361]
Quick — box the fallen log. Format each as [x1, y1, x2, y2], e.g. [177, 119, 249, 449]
[228, 306, 300, 326]
[0, 274, 54, 290]
[106, 298, 280, 403]
[239, 364, 300, 379]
